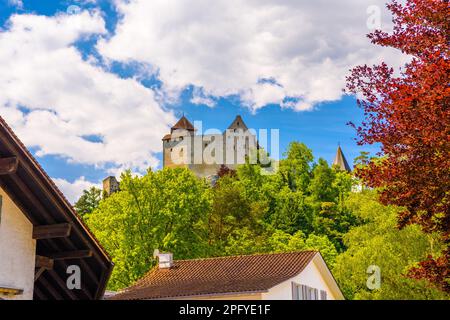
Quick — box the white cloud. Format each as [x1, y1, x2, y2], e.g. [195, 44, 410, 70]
[8, 0, 23, 9]
[190, 87, 216, 107]
[0, 11, 175, 173]
[53, 176, 100, 203]
[98, 0, 407, 111]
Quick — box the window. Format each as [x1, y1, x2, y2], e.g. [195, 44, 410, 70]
[292, 283, 324, 300]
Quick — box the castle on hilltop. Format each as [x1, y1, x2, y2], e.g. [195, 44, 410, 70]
[102, 115, 352, 196]
[162, 115, 258, 178]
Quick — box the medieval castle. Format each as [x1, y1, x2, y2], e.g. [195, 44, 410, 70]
[103, 115, 351, 195]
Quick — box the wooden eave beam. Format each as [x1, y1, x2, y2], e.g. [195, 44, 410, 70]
[48, 250, 93, 260]
[35, 255, 54, 282]
[36, 255, 54, 269]
[0, 156, 18, 175]
[33, 223, 72, 240]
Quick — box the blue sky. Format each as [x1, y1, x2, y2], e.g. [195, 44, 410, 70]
[0, 0, 403, 202]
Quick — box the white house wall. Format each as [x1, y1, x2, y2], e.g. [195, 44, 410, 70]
[261, 259, 338, 300]
[0, 187, 36, 300]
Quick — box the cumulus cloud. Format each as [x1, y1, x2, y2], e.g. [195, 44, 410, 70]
[53, 176, 100, 203]
[8, 0, 23, 9]
[98, 0, 407, 111]
[0, 11, 175, 173]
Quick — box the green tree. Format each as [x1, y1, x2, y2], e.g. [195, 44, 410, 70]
[268, 187, 313, 235]
[86, 168, 212, 290]
[278, 142, 313, 192]
[333, 190, 449, 300]
[308, 158, 337, 203]
[74, 186, 102, 218]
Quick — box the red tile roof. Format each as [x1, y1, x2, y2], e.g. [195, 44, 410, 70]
[110, 251, 318, 300]
[171, 115, 195, 131]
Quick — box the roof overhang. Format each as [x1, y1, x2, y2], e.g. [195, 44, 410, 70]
[311, 253, 345, 300]
[0, 117, 113, 300]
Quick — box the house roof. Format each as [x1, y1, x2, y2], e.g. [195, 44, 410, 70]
[171, 115, 195, 131]
[110, 251, 318, 300]
[0, 116, 113, 300]
[333, 146, 351, 172]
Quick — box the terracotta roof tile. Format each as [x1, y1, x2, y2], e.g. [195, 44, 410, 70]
[171, 116, 195, 131]
[110, 251, 317, 300]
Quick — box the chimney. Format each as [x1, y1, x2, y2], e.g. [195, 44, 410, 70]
[153, 249, 173, 269]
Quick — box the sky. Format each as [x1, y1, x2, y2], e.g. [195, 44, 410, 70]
[0, 0, 407, 203]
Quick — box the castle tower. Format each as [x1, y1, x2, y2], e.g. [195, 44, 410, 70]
[332, 145, 351, 172]
[162, 115, 196, 169]
[103, 176, 119, 197]
[227, 115, 249, 132]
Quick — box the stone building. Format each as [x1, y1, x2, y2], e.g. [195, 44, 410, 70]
[103, 176, 120, 197]
[162, 115, 258, 178]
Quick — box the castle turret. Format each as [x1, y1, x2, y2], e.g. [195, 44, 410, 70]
[162, 115, 196, 169]
[333, 145, 351, 172]
[227, 115, 248, 132]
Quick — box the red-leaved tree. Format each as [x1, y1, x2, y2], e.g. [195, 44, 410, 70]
[346, 0, 449, 292]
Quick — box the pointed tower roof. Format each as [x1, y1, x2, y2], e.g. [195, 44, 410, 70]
[333, 146, 351, 172]
[171, 115, 195, 131]
[227, 115, 248, 131]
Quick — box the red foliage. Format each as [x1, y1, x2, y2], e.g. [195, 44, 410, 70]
[217, 165, 237, 178]
[345, 0, 449, 292]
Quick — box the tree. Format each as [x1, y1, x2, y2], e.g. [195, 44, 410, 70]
[333, 190, 449, 300]
[345, 0, 449, 292]
[217, 164, 236, 178]
[208, 175, 252, 251]
[224, 228, 338, 268]
[74, 186, 102, 218]
[86, 168, 212, 290]
[278, 142, 314, 192]
[268, 187, 314, 235]
[308, 159, 337, 203]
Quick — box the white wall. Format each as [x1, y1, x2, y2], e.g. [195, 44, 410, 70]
[261, 259, 339, 300]
[0, 187, 36, 300]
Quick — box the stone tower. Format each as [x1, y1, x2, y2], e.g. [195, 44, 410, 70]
[103, 176, 119, 196]
[162, 115, 196, 169]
